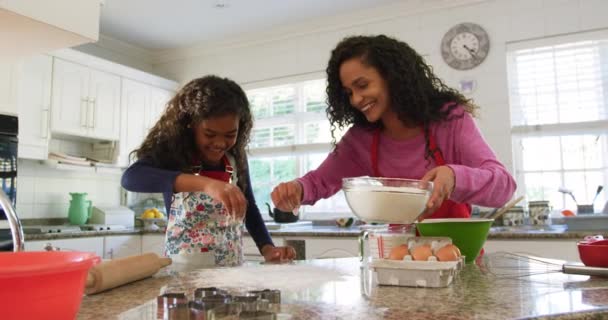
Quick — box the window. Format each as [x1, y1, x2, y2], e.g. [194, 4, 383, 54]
[507, 32, 608, 211]
[246, 79, 350, 220]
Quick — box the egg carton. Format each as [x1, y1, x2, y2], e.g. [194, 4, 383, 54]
[370, 256, 465, 288]
[407, 237, 453, 253]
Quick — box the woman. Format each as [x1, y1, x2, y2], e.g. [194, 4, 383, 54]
[271, 35, 516, 220]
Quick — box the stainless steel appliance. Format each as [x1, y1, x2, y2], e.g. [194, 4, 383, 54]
[0, 115, 18, 251]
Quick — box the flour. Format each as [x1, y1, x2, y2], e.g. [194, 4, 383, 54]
[345, 186, 429, 224]
[185, 263, 350, 292]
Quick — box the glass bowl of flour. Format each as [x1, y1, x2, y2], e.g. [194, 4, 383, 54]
[342, 177, 433, 224]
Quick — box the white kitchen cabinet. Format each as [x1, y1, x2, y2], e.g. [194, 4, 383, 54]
[118, 79, 173, 167]
[300, 237, 360, 260]
[103, 235, 142, 259]
[51, 58, 121, 141]
[25, 237, 104, 257]
[141, 234, 165, 256]
[484, 239, 581, 262]
[0, 0, 100, 61]
[17, 54, 53, 160]
[0, 61, 17, 116]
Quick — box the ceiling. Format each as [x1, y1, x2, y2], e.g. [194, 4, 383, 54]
[99, 0, 405, 51]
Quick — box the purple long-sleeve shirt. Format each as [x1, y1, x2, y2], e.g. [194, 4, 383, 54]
[299, 106, 516, 208]
[121, 157, 273, 252]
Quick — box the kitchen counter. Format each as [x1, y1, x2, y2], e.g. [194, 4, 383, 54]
[23, 224, 605, 241]
[77, 254, 608, 319]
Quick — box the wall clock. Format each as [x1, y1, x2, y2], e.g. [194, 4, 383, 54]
[441, 22, 490, 70]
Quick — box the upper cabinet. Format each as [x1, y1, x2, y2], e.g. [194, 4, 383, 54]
[17, 55, 53, 160]
[0, 62, 18, 116]
[117, 79, 173, 167]
[51, 59, 121, 141]
[0, 0, 101, 61]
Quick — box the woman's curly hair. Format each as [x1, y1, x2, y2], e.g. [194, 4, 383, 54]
[134, 75, 252, 191]
[326, 34, 478, 160]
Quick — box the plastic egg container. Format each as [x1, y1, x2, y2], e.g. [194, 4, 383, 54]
[391, 237, 462, 263]
[368, 237, 465, 288]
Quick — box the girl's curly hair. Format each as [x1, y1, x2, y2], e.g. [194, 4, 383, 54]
[134, 75, 252, 191]
[326, 35, 478, 160]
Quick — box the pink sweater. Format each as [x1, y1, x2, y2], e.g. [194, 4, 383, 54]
[298, 106, 516, 208]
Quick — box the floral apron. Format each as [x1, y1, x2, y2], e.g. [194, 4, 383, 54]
[165, 154, 244, 267]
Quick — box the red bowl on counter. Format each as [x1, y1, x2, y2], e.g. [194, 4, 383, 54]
[577, 239, 608, 268]
[0, 251, 100, 320]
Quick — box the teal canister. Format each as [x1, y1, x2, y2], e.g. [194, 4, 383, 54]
[68, 192, 92, 225]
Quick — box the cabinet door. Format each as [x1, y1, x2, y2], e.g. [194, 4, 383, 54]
[141, 234, 165, 256]
[25, 237, 104, 257]
[147, 86, 172, 131]
[304, 238, 360, 259]
[118, 79, 149, 167]
[104, 235, 142, 259]
[17, 55, 53, 160]
[51, 59, 89, 136]
[484, 240, 581, 262]
[88, 69, 121, 140]
[0, 62, 17, 115]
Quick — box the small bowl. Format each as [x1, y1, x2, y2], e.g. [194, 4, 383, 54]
[335, 217, 354, 228]
[343, 177, 432, 224]
[577, 239, 608, 267]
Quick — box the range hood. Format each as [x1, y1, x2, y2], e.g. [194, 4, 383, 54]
[0, 0, 101, 62]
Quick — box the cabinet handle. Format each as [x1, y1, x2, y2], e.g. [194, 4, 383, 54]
[107, 248, 114, 259]
[41, 109, 49, 139]
[81, 98, 88, 127]
[88, 98, 96, 128]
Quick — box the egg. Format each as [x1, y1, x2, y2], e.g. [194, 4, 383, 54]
[388, 244, 409, 260]
[435, 244, 461, 261]
[411, 244, 433, 261]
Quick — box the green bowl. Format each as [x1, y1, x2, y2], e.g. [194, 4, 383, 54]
[416, 218, 493, 263]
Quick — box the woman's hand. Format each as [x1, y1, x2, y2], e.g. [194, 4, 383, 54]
[199, 176, 247, 220]
[261, 244, 297, 262]
[420, 165, 456, 219]
[270, 180, 303, 213]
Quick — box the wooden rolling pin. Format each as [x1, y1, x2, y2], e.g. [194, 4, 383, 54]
[85, 253, 172, 295]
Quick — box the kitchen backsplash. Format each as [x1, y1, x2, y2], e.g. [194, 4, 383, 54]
[16, 158, 122, 220]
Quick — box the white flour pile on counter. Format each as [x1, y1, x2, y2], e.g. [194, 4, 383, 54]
[188, 264, 350, 291]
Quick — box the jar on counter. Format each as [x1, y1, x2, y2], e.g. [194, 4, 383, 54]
[501, 206, 525, 226]
[528, 200, 552, 226]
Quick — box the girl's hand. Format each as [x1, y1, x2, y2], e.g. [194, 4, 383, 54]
[261, 244, 297, 262]
[270, 180, 303, 213]
[200, 176, 247, 219]
[419, 165, 455, 219]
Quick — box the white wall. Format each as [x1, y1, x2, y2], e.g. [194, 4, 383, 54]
[17, 138, 122, 220]
[152, 0, 608, 175]
[16, 159, 122, 219]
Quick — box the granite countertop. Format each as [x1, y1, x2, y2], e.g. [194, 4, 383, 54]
[77, 254, 608, 320]
[23, 224, 605, 241]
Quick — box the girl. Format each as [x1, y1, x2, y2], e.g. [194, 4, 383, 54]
[122, 75, 296, 267]
[271, 35, 516, 220]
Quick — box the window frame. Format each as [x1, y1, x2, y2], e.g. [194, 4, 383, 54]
[507, 30, 608, 210]
[243, 72, 352, 219]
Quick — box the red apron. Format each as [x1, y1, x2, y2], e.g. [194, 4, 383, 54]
[371, 128, 471, 219]
[193, 155, 234, 183]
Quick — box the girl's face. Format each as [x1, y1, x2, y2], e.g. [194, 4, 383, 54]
[339, 57, 390, 123]
[193, 114, 239, 165]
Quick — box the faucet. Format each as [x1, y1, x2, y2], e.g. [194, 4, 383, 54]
[0, 189, 23, 251]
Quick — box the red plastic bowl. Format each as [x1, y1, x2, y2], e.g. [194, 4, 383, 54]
[0, 251, 100, 320]
[577, 239, 608, 268]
